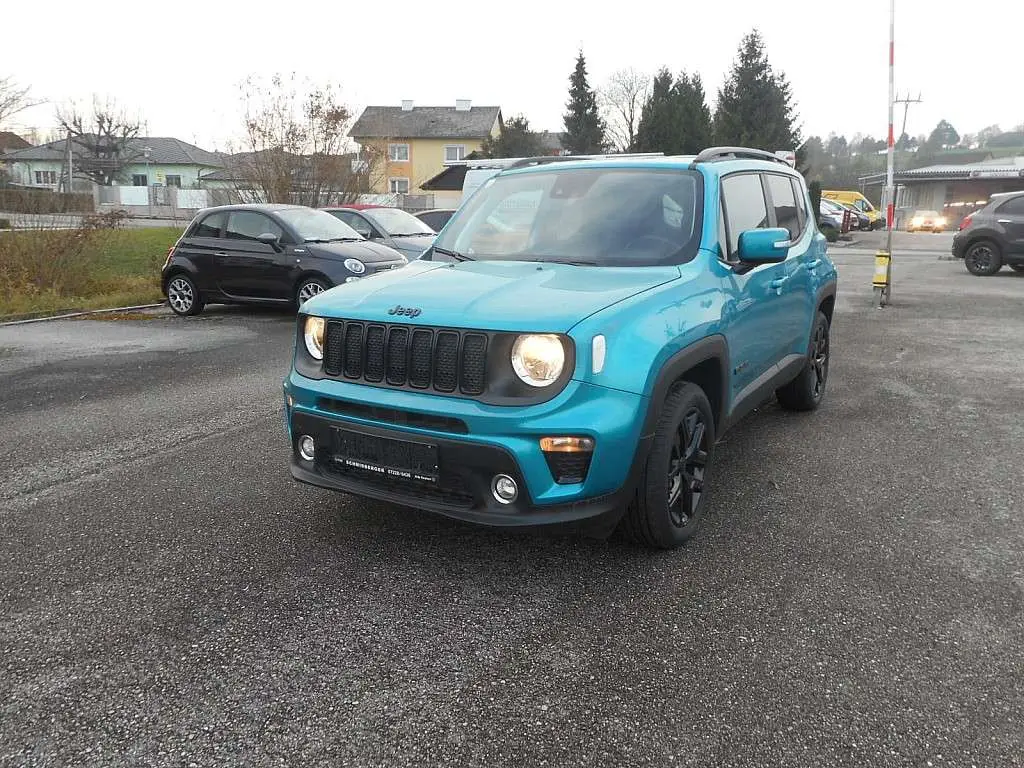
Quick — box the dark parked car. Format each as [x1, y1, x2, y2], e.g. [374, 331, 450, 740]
[323, 206, 437, 260]
[415, 208, 457, 231]
[952, 191, 1024, 275]
[161, 204, 407, 316]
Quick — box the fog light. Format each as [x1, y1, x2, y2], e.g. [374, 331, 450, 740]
[298, 435, 315, 461]
[345, 276, 361, 283]
[491, 474, 518, 504]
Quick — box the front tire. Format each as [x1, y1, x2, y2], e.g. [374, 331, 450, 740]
[295, 277, 330, 308]
[166, 274, 204, 316]
[776, 311, 830, 411]
[964, 240, 1002, 276]
[620, 382, 715, 549]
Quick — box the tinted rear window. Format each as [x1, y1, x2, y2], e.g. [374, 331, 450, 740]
[192, 212, 226, 238]
[997, 196, 1024, 216]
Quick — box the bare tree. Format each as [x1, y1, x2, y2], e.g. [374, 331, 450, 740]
[235, 73, 377, 206]
[56, 97, 143, 186]
[599, 68, 651, 152]
[0, 75, 41, 129]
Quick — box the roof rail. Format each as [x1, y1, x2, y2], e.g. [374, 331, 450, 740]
[690, 146, 791, 168]
[444, 152, 665, 171]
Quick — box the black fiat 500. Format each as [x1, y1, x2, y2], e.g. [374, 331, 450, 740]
[161, 204, 408, 316]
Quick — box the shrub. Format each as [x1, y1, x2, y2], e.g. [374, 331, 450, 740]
[0, 212, 126, 305]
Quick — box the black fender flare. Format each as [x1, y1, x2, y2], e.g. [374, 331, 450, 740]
[640, 334, 730, 443]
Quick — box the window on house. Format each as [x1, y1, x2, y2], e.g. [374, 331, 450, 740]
[34, 170, 57, 185]
[389, 177, 410, 194]
[444, 145, 466, 162]
[132, 174, 148, 187]
[166, 175, 182, 188]
[388, 143, 409, 162]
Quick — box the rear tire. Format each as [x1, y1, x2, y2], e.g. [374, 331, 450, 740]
[964, 240, 1002, 276]
[620, 382, 715, 550]
[166, 274, 204, 316]
[776, 311, 830, 411]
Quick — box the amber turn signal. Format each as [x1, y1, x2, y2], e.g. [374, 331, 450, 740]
[539, 436, 595, 453]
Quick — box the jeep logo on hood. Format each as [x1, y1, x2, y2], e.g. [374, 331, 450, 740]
[388, 304, 422, 318]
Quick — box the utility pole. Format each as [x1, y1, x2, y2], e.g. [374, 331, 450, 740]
[895, 92, 923, 148]
[874, 0, 896, 308]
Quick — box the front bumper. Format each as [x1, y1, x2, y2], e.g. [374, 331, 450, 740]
[284, 372, 651, 527]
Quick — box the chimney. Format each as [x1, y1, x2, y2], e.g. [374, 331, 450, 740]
[401, 100, 414, 111]
[455, 99, 471, 112]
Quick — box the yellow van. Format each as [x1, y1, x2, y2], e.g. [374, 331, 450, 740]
[822, 190, 884, 229]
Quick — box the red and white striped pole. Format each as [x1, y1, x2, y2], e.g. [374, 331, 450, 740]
[885, 0, 896, 251]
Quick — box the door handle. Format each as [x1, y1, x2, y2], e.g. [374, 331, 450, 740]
[770, 277, 788, 290]
[806, 259, 821, 269]
[997, 219, 1012, 224]
[214, 251, 228, 256]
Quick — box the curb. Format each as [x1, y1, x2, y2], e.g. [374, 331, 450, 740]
[0, 303, 166, 327]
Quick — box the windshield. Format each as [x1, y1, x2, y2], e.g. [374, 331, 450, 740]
[431, 167, 703, 266]
[855, 199, 874, 212]
[276, 208, 364, 241]
[367, 208, 436, 236]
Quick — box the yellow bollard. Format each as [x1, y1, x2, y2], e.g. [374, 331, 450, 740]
[873, 250, 892, 308]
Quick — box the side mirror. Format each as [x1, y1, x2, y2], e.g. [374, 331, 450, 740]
[737, 227, 791, 264]
[257, 232, 282, 251]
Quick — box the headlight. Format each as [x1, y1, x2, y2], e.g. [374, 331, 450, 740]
[343, 258, 365, 274]
[304, 316, 325, 360]
[911, 217, 923, 225]
[511, 334, 564, 387]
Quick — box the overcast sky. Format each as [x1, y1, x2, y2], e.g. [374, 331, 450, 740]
[4, 0, 1020, 151]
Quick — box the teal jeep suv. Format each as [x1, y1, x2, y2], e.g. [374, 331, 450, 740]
[284, 147, 838, 549]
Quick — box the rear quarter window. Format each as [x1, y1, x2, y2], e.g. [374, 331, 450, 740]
[996, 196, 1024, 216]
[191, 212, 226, 238]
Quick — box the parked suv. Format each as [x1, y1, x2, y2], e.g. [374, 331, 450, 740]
[952, 191, 1024, 275]
[161, 204, 407, 316]
[284, 148, 838, 549]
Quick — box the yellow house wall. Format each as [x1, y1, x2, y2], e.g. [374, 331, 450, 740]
[362, 119, 500, 195]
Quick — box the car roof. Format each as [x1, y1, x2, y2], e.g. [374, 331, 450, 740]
[195, 203, 307, 217]
[497, 154, 801, 182]
[324, 204, 386, 210]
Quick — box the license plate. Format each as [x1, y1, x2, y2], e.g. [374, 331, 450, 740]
[332, 428, 439, 484]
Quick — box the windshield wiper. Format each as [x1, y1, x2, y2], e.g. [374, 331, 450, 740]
[304, 236, 362, 243]
[521, 258, 597, 266]
[392, 232, 434, 237]
[432, 246, 473, 262]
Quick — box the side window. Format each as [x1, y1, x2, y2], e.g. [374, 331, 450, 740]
[790, 178, 808, 230]
[225, 211, 283, 242]
[721, 173, 769, 256]
[997, 196, 1024, 216]
[766, 174, 800, 239]
[192, 212, 226, 238]
[336, 211, 373, 238]
[717, 197, 729, 262]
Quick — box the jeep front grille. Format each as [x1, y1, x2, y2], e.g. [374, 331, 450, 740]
[322, 320, 488, 396]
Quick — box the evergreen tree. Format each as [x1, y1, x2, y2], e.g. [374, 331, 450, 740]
[713, 30, 800, 151]
[634, 69, 712, 155]
[561, 51, 607, 155]
[480, 114, 546, 158]
[925, 119, 960, 150]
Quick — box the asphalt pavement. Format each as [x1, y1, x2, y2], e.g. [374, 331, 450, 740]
[1, 257, 1022, 767]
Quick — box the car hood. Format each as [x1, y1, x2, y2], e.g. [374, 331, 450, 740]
[302, 259, 680, 333]
[388, 234, 436, 257]
[303, 240, 404, 263]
